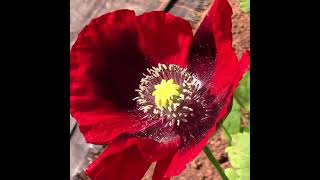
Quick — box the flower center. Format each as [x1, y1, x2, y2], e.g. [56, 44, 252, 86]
[133, 64, 221, 146]
[152, 79, 180, 110]
[134, 63, 202, 126]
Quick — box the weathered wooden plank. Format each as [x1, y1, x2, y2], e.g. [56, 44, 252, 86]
[168, 0, 213, 31]
[70, 123, 104, 180]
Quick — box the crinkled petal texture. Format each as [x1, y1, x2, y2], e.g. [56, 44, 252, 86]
[86, 137, 180, 180]
[70, 10, 193, 144]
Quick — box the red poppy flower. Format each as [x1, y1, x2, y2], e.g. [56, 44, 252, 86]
[70, 0, 250, 179]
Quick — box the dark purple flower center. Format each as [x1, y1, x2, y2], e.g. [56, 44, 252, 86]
[132, 64, 226, 149]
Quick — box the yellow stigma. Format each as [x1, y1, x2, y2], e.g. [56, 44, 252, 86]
[152, 79, 180, 110]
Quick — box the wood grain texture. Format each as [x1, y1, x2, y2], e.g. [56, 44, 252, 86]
[70, 124, 104, 180]
[169, 0, 213, 32]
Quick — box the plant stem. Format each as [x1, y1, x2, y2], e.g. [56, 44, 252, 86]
[203, 146, 229, 180]
[222, 125, 232, 142]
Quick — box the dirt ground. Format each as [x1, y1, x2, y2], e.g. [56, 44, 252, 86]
[143, 0, 250, 179]
[229, 0, 250, 58]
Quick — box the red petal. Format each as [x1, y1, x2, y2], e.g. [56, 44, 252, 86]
[239, 50, 251, 71]
[137, 11, 193, 67]
[70, 10, 147, 144]
[203, 0, 240, 94]
[72, 108, 144, 144]
[137, 136, 180, 162]
[71, 10, 193, 144]
[86, 138, 151, 180]
[188, 0, 235, 87]
[152, 153, 175, 180]
[86, 137, 180, 180]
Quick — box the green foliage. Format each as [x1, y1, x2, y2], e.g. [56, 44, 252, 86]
[223, 72, 250, 139]
[225, 132, 250, 180]
[241, 124, 250, 133]
[225, 168, 239, 179]
[235, 72, 250, 111]
[239, 0, 250, 14]
[223, 98, 241, 139]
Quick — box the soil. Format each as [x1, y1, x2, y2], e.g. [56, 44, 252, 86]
[229, 0, 250, 58]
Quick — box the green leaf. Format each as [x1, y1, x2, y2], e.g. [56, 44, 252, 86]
[225, 132, 250, 180]
[235, 72, 250, 110]
[222, 98, 241, 139]
[241, 124, 250, 133]
[236, 168, 250, 180]
[225, 168, 239, 180]
[239, 0, 250, 14]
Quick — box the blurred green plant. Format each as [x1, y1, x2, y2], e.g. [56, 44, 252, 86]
[238, 0, 250, 14]
[235, 72, 250, 111]
[225, 132, 250, 180]
[223, 72, 250, 140]
[222, 99, 241, 140]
